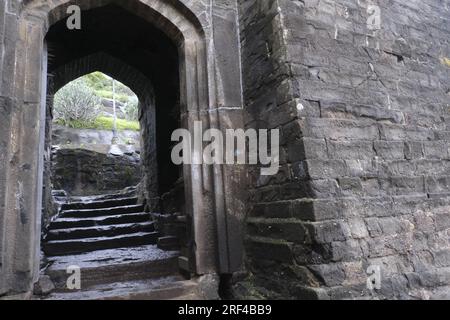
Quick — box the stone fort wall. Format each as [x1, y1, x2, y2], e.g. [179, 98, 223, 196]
[238, 0, 450, 299]
[0, 0, 448, 299]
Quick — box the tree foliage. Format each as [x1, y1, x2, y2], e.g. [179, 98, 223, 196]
[54, 78, 101, 127]
[122, 96, 139, 121]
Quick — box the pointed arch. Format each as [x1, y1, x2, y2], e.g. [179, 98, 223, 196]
[1, 0, 244, 295]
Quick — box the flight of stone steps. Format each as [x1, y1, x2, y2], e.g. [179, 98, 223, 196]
[38, 190, 202, 300]
[43, 193, 157, 256]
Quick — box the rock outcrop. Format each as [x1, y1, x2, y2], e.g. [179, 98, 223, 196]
[51, 148, 141, 196]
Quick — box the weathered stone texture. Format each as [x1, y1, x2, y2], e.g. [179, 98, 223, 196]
[0, 0, 448, 299]
[239, 0, 450, 299]
[0, 0, 245, 296]
[51, 148, 141, 196]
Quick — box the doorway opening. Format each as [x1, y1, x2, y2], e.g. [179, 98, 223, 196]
[50, 72, 142, 198]
[4, 0, 244, 298]
[38, 3, 195, 298]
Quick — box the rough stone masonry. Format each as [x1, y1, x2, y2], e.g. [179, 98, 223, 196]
[0, 0, 449, 300]
[237, 0, 450, 300]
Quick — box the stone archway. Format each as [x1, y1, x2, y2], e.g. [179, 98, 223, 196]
[44, 51, 158, 222]
[1, 0, 245, 296]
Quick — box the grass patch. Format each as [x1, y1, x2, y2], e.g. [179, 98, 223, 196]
[94, 117, 140, 131]
[55, 117, 140, 131]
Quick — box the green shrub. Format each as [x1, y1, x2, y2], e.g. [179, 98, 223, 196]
[122, 96, 139, 121]
[54, 78, 101, 126]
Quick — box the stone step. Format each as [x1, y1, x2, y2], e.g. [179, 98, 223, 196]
[60, 204, 145, 219]
[43, 245, 181, 291]
[49, 212, 152, 230]
[61, 197, 138, 211]
[95, 280, 198, 300]
[45, 222, 156, 241]
[44, 278, 198, 300]
[43, 232, 159, 256]
[67, 188, 137, 203]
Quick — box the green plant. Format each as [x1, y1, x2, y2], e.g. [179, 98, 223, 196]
[54, 78, 101, 126]
[122, 96, 139, 121]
